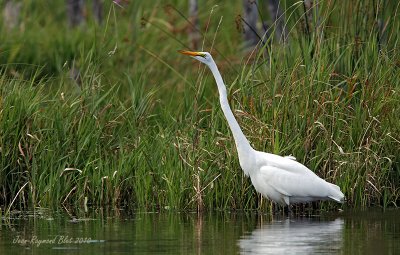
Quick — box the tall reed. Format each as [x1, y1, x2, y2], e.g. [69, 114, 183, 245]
[0, 0, 398, 212]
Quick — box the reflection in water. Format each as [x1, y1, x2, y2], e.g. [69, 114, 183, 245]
[1, 209, 400, 254]
[239, 217, 344, 254]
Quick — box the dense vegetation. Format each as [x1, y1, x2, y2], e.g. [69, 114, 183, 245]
[0, 0, 399, 212]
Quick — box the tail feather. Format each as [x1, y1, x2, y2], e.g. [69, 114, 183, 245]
[328, 183, 345, 203]
[328, 195, 345, 203]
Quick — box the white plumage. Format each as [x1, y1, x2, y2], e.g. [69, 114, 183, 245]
[179, 50, 344, 206]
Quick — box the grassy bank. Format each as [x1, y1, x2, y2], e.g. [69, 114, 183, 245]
[0, 0, 399, 212]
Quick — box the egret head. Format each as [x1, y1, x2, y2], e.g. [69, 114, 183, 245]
[178, 50, 213, 65]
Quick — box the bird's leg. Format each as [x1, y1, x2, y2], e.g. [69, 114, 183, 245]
[285, 205, 293, 217]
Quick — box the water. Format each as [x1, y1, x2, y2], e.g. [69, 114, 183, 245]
[1, 209, 399, 254]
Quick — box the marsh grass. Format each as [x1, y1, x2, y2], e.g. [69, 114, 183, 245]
[0, 0, 399, 212]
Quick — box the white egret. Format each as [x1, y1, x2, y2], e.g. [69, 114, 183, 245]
[178, 50, 344, 206]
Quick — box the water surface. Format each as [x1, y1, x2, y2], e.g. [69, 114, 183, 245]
[1, 209, 399, 254]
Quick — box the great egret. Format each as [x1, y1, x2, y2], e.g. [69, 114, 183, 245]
[178, 50, 345, 206]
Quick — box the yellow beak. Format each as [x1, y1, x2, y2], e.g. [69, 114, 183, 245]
[178, 50, 205, 57]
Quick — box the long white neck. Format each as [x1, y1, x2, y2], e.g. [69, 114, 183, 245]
[208, 60, 253, 159]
